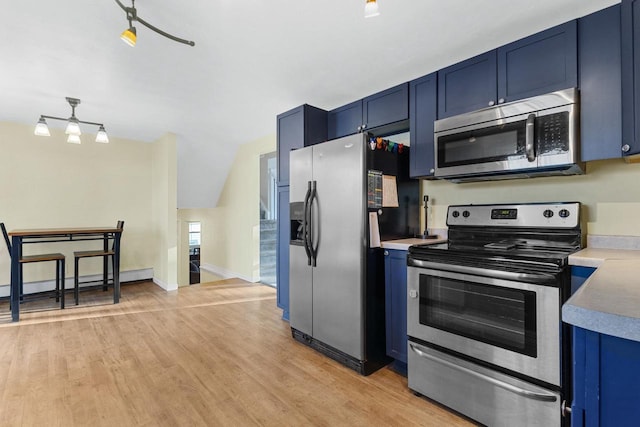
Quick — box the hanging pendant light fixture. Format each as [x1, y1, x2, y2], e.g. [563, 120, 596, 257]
[365, 0, 380, 18]
[114, 0, 195, 47]
[34, 97, 109, 144]
[34, 117, 51, 136]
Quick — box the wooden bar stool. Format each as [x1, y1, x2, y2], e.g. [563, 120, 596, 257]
[1, 223, 66, 309]
[73, 220, 124, 304]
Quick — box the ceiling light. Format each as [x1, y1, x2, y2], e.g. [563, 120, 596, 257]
[365, 0, 380, 18]
[35, 97, 108, 144]
[34, 117, 50, 136]
[67, 134, 82, 144]
[96, 126, 110, 143]
[121, 26, 137, 47]
[65, 117, 82, 136]
[114, 0, 195, 47]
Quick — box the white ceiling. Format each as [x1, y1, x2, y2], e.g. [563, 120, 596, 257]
[1, 0, 619, 208]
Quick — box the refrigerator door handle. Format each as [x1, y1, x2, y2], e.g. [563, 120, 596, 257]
[309, 180, 318, 267]
[303, 181, 312, 266]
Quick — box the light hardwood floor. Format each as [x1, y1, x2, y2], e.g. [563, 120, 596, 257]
[0, 280, 474, 426]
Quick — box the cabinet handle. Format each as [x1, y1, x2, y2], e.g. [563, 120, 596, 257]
[357, 125, 362, 132]
[622, 144, 630, 153]
[498, 98, 505, 104]
[384, 251, 389, 256]
[362, 124, 367, 130]
[488, 100, 495, 106]
[429, 168, 435, 174]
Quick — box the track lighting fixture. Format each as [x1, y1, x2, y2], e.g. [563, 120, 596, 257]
[114, 0, 195, 47]
[365, 0, 380, 18]
[35, 97, 109, 144]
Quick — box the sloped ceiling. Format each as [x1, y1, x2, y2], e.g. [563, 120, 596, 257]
[0, 0, 619, 208]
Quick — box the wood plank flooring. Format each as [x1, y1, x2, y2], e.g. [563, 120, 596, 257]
[0, 279, 474, 426]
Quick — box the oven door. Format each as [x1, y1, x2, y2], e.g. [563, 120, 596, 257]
[407, 265, 561, 386]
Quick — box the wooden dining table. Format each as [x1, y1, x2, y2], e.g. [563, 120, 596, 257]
[8, 226, 123, 322]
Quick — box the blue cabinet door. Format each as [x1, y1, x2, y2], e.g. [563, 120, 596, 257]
[328, 100, 363, 140]
[277, 107, 304, 186]
[410, 73, 437, 178]
[438, 50, 498, 118]
[572, 327, 640, 426]
[276, 186, 290, 320]
[277, 105, 327, 186]
[363, 83, 409, 130]
[622, 0, 640, 156]
[384, 249, 408, 364]
[498, 21, 577, 103]
[579, 5, 623, 161]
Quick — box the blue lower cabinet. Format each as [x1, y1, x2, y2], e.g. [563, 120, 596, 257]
[384, 249, 408, 366]
[572, 327, 640, 426]
[276, 186, 290, 320]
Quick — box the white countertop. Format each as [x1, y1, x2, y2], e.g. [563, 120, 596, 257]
[568, 247, 640, 268]
[563, 259, 640, 342]
[380, 237, 447, 251]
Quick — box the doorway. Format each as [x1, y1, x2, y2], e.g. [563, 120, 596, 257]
[259, 152, 277, 286]
[189, 222, 201, 284]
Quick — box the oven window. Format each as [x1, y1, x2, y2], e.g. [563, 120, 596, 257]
[419, 275, 537, 357]
[437, 120, 526, 167]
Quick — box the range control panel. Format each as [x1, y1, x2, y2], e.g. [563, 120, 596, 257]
[447, 202, 580, 228]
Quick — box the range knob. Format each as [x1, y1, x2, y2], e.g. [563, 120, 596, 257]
[452, 210, 460, 218]
[559, 209, 571, 218]
[462, 210, 470, 218]
[543, 209, 554, 218]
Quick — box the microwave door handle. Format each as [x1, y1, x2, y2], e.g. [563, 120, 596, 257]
[303, 181, 313, 266]
[525, 113, 536, 162]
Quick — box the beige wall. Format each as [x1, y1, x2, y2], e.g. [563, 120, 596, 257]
[0, 121, 159, 290]
[151, 133, 178, 290]
[422, 158, 640, 236]
[177, 134, 276, 285]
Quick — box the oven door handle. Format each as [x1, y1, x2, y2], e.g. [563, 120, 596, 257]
[407, 259, 556, 284]
[409, 344, 557, 403]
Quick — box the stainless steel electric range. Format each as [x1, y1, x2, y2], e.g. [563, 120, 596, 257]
[406, 202, 582, 427]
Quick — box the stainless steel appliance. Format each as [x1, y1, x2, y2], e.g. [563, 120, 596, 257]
[434, 88, 582, 182]
[407, 202, 582, 426]
[289, 133, 419, 375]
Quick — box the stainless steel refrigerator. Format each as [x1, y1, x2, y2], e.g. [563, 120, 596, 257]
[288, 133, 419, 375]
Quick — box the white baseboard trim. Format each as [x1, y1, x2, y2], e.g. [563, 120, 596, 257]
[0, 268, 154, 298]
[200, 263, 257, 283]
[152, 277, 178, 292]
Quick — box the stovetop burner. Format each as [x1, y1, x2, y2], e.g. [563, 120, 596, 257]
[408, 202, 583, 272]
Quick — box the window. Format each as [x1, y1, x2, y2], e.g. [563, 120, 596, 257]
[188, 222, 201, 246]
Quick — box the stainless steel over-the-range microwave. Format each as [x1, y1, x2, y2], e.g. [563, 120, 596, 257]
[433, 88, 582, 182]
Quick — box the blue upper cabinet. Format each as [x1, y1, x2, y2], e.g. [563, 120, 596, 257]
[363, 83, 409, 130]
[438, 51, 497, 119]
[327, 100, 363, 140]
[328, 83, 409, 139]
[277, 104, 327, 186]
[498, 21, 577, 103]
[410, 72, 437, 178]
[579, 5, 623, 162]
[622, 0, 640, 156]
[438, 21, 577, 119]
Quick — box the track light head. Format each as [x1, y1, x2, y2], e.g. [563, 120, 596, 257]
[365, 0, 380, 18]
[121, 26, 137, 47]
